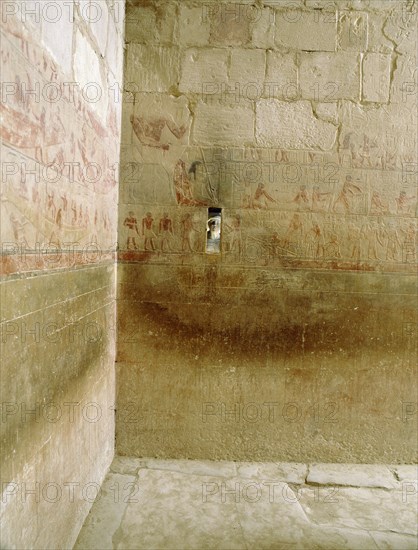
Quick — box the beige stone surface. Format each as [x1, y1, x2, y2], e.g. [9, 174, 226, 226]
[307, 463, 398, 488]
[89, 0, 109, 56]
[299, 52, 360, 101]
[208, 3, 252, 46]
[114, 469, 246, 549]
[73, 473, 136, 550]
[2, 4, 417, 549]
[178, 5, 211, 47]
[265, 51, 298, 99]
[179, 48, 229, 94]
[299, 486, 417, 535]
[193, 101, 255, 146]
[362, 53, 392, 103]
[313, 101, 339, 124]
[229, 49, 266, 90]
[125, 44, 180, 93]
[73, 28, 108, 122]
[74, 457, 418, 549]
[115, 261, 417, 463]
[275, 8, 337, 51]
[125, 2, 176, 44]
[256, 99, 337, 149]
[337, 11, 368, 51]
[250, 7, 275, 49]
[0, 2, 124, 547]
[236, 462, 307, 484]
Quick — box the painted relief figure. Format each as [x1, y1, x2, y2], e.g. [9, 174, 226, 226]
[311, 186, 331, 211]
[401, 222, 417, 262]
[46, 191, 57, 219]
[159, 213, 174, 252]
[225, 214, 243, 257]
[130, 114, 187, 151]
[348, 222, 361, 261]
[9, 213, 29, 247]
[323, 234, 342, 259]
[293, 185, 309, 209]
[252, 183, 276, 209]
[181, 213, 198, 252]
[305, 222, 324, 259]
[142, 212, 157, 251]
[360, 221, 383, 261]
[333, 175, 363, 212]
[124, 211, 139, 250]
[370, 191, 388, 214]
[284, 213, 303, 249]
[395, 191, 415, 215]
[173, 160, 207, 206]
[385, 222, 402, 261]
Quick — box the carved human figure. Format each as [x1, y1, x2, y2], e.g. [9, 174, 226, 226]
[348, 222, 361, 261]
[323, 233, 341, 259]
[293, 185, 309, 209]
[9, 212, 29, 246]
[360, 220, 383, 261]
[130, 114, 187, 151]
[370, 191, 388, 214]
[55, 208, 63, 230]
[333, 175, 362, 212]
[173, 160, 207, 206]
[284, 213, 303, 248]
[395, 191, 415, 215]
[252, 183, 276, 209]
[226, 214, 243, 257]
[311, 186, 331, 211]
[142, 212, 157, 251]
[47, 191, 56, 219]
[181, 213, 198, 252]
[385, 223, 402, 261]
[401, 222, 417, 262]
[305, 222, 324, 259]
[159, 213, 174, 252]
[123, 211, 139, 250]
[70, 201, 78, 225]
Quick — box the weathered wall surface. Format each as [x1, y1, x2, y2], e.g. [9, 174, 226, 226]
[0, 1, 124, 548]
[117, 0, 417, 463]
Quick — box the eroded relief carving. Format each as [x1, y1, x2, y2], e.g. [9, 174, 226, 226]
[0, 13, 119, 273]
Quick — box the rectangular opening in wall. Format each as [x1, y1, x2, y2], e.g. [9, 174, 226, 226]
[206, 208, 222, 254]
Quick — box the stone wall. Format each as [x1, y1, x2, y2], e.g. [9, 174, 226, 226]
[0, 1, 125, 548]
[117, 0, 417, 463]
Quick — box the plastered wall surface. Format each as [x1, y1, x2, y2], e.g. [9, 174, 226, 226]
[117, 0, 418, 462]
[0, 1, 125, 548]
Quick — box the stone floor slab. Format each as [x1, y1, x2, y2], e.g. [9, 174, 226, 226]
[74, 473, 136, 550]
[370, 531, 418, 550]
[298, 486, 417, 536]
[74, 458, 418, 550]
[112, 469, 246, 549]
[236, 462, 307, 484]
[142, 458, 237, 478]
[109, 456, 146, 476]
[307, 463, 398, 489]
[391, 465, 418, 483]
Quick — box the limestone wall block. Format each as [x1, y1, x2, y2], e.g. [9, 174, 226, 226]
[299, 52, 360, 101]
[362, 53, 392, 103]
[192, 100, 255, 146]
[274, 8, 337, 51]
[256, 99, 337, 150]
[125, 44, 180, 93]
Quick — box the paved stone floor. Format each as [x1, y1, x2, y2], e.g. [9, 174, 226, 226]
[74, 458, 417, 550]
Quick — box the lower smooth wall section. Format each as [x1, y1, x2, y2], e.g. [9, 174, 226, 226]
[116, 262, 417, 464]
[0, 264, 116, 549]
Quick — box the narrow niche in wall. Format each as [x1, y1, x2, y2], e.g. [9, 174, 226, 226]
[206, 208, 222, 254]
